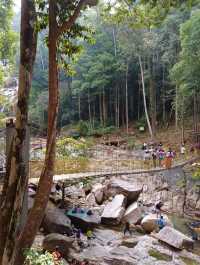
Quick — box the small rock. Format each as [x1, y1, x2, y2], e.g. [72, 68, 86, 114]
[121, 237, 139, 248]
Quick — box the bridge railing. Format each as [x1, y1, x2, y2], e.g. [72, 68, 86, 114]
[29, 153, 194, 179]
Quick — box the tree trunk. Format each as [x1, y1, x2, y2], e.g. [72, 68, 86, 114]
[125, 61, 129, 134]
[13, 1, 59, 264]
[193, 90, 198, 135]
[138, 77, 141, 121]
[102, 88, 107, 126]
[117, 86, 120, 128]
[149, 55, 156, 136]
[181, 96, 185, 144]
[88, 88, 92, 128]
[175, 85, 178, 130]
[0, 1, 37, 264]
[138, 55, 153, 139]
[162, 66, 166, 125]
[78, 95, 81, 120]
[99, 93, 103, 126]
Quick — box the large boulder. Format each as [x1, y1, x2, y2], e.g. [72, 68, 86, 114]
[105, 180, 142, 204]
[141, 213, 171, 233]
[86, 193, 96, 206]
[66, 208, 101, 231]
[42, 208, 72, 235]
[101, 194, 126, 225]
[122, 202, 143, 225]
[92, 183, 104, 204]
[42, 233, 74, 259]
[155, 226, 194, 250]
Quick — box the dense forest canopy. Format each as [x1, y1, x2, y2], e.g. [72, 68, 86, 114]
[21, 1, 199, 138]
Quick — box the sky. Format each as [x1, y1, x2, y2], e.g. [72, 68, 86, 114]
[13, 0, 21, 12]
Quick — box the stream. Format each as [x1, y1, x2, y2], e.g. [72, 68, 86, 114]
[170, 214, 200, 255]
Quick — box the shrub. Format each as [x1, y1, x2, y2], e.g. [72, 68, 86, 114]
[24, 249, 64, 265]
[77, 120, 89, 136]
[56, 137, 88, 158]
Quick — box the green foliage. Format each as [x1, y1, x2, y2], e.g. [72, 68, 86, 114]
[171, 10, 200, 89]
[56, 137, 88, 158]
[192, 167, 200, 181]
[148, 249, 172, 262]
[77, 120, 89, 136]
[136, 116, 146, 130]
[24, 249, 63, 265]
[88, 126, 117, 136]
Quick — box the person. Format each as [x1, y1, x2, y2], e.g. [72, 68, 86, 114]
[190, 145, 195, 153]
[165, 148, 174, 169]
[142, 142, 147, 150]
[152, 149, 157, 167]
[157, 148, 165, 167]
[180, 144, 186, 156]
[157, 215, 166, 230]
[52, 246, 62, 263]
[155, 201, 164, 216]
[144, 149, 151, 160]
[76, 228, 82, 239]
[123, 222, 131, 236]
[72, 206, 78, 214]
[77, 205, 84, 214]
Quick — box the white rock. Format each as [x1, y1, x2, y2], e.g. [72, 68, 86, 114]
[123, 202, 143, 224]
[92, 183, 104, 204]
[86, 193, 96, 206]
[101, 194, 126, 225]
[105, 179, 142, 204]
[156, 226, 194, 250]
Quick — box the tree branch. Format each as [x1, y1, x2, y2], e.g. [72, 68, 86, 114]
[57, 0, 86, 37]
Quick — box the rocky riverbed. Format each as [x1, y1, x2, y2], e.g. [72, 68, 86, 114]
[29, 169, 200, 265]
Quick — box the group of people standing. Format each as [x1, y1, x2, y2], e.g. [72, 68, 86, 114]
[142, 142, 176, 169]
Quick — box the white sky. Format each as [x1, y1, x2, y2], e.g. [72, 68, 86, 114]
[13, 0, 21, 12]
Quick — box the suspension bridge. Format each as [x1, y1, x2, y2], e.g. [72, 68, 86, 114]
[29, 156, 200, 184]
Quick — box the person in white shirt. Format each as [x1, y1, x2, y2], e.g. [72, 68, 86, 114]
[180, 144, 186, 155]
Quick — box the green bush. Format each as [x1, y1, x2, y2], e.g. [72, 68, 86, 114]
[24, 249, 64, 265]
[56, 137, 88, 158]
[136, 117, 146, 131]
[88, 126, 117, 136]
[77, 120, 89, 136]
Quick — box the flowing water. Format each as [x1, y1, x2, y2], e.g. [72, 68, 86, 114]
[169, 214, 200, 255]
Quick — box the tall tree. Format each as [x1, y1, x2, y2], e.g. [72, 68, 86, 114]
[14, 0, 97, 264]
[0, 0, 37, 264]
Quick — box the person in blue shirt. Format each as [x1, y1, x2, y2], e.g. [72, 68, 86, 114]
[157, 215, 166, 230]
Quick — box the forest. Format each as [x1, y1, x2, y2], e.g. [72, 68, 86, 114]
[26, 1, 200, 139]
[1, 0, 200, 265]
